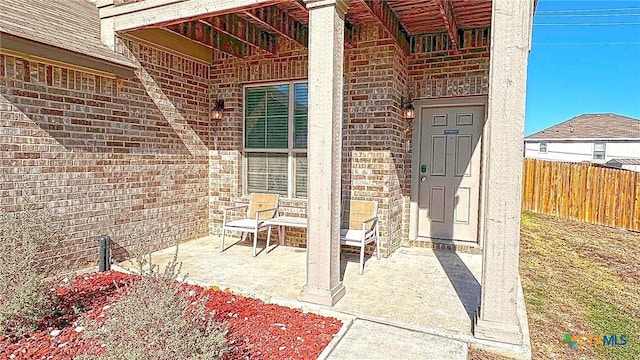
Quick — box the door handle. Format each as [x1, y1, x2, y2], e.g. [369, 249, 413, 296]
[421, 176, 427, 182]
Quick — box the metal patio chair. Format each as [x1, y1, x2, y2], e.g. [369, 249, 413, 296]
[220, 193, 279, 256]
[340, 199, 380, 275]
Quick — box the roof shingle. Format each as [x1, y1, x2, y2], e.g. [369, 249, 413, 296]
[607, 158, 640, 166]
[526, 113, 640, 140]
[0, 0, 134, 68]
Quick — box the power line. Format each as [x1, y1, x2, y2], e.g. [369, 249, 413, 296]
[536, 7, 640, 14]
[534, 22, 640, 26]
[533, 41, 640, 46]
[537, 13, 640, 17]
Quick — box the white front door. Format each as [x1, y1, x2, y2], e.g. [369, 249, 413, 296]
[417, 105, 484, 242]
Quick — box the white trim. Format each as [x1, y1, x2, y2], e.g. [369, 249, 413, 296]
[244, 149, 292, 153]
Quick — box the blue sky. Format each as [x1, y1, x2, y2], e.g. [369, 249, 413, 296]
[525, 0, 640, 135]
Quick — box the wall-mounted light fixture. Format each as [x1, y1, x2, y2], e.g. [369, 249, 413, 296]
[401, 97, 415, 121]
[211, 99, 225, 120]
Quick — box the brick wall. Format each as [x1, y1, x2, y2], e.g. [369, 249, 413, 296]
[0, 40, 211, 269]
[343, 23, 409, 256]
[208, 25, 411, 255]
[208, 26, 491, 256]
[209, 40, 309, 247]
[402, 28, 491, 252]
[1, 23, 490, 269]
[408, 28, 490, 99]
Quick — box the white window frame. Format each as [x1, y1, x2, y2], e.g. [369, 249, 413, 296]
[593, 142, 606, 160]
[242, 80, 307, 199]
[539, 142, 547, 153]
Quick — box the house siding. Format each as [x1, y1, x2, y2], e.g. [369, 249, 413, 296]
[0, 40, 211, 268]
[620, 164, 640, 172]
[525, 140, 640, 163]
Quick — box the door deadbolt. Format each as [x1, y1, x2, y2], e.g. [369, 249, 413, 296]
[420, 164, 427, 173]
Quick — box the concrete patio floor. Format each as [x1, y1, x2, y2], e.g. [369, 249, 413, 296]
[114, 236, 531, 359]
[118, 236, 482, 338]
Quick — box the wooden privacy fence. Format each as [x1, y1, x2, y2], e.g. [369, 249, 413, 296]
[522, 158, 640, 232]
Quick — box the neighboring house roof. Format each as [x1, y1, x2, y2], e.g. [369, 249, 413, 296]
[0, 0, 135, 72]
[526, 113, 640, 140]
[607, 158, 640, 166]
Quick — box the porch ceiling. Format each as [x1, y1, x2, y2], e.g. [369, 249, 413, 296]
[388, 0, 493, 35]
[120, 0, 492, 58]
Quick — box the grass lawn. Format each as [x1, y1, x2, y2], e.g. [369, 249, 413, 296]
[470, 212, 640, 359]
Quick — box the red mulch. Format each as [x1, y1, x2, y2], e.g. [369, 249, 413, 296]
[0, 271, 342, 359]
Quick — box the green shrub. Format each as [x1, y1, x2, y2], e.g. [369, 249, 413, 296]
[81, 249, 229, 360]
[0, 203, 63, 337]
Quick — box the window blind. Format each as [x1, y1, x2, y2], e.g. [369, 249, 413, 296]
[295, 154, 307, 198]
[245, 85, 289, 149]
[246, 153, 288, 195]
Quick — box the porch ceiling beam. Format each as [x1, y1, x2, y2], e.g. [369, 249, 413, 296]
[358, 0, 410, 54]
[290, 0, 309, 13]
[166, 22, 246, 58]
[435, 0, 460, 52]
[243, 5, 309, 47]
[206, 14, 277, 54]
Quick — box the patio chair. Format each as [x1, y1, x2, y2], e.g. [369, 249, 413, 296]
[220, 193, 279, 256]
[340, 200, 380, 275]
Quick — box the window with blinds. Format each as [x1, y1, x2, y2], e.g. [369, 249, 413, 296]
[244, 82, 308, 198]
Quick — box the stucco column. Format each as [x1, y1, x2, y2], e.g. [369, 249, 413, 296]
[96, 0, 116, 50]
[475, 0, 534, 345]
[300, 0, 348, 306]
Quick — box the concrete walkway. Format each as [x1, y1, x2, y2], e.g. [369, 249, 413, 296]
[327, 319, 468, 359]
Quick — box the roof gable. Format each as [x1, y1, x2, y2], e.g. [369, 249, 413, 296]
[0, 0, 134, 71]
[526, 113, 640, 140]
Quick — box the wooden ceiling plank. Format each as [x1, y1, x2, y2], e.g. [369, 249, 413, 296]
[290, 0, 309, 14]
[359, 0, 410, 53]
[387, 0, 492, 36]
[435, 0, 459, 51]
[244, 5, 308, 47]
[206, 13, 277, 54]
[166, 22, 245, 58]
[275, 0, 309, 24]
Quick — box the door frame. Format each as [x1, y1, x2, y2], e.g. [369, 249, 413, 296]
[408, 95, 488, 248]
